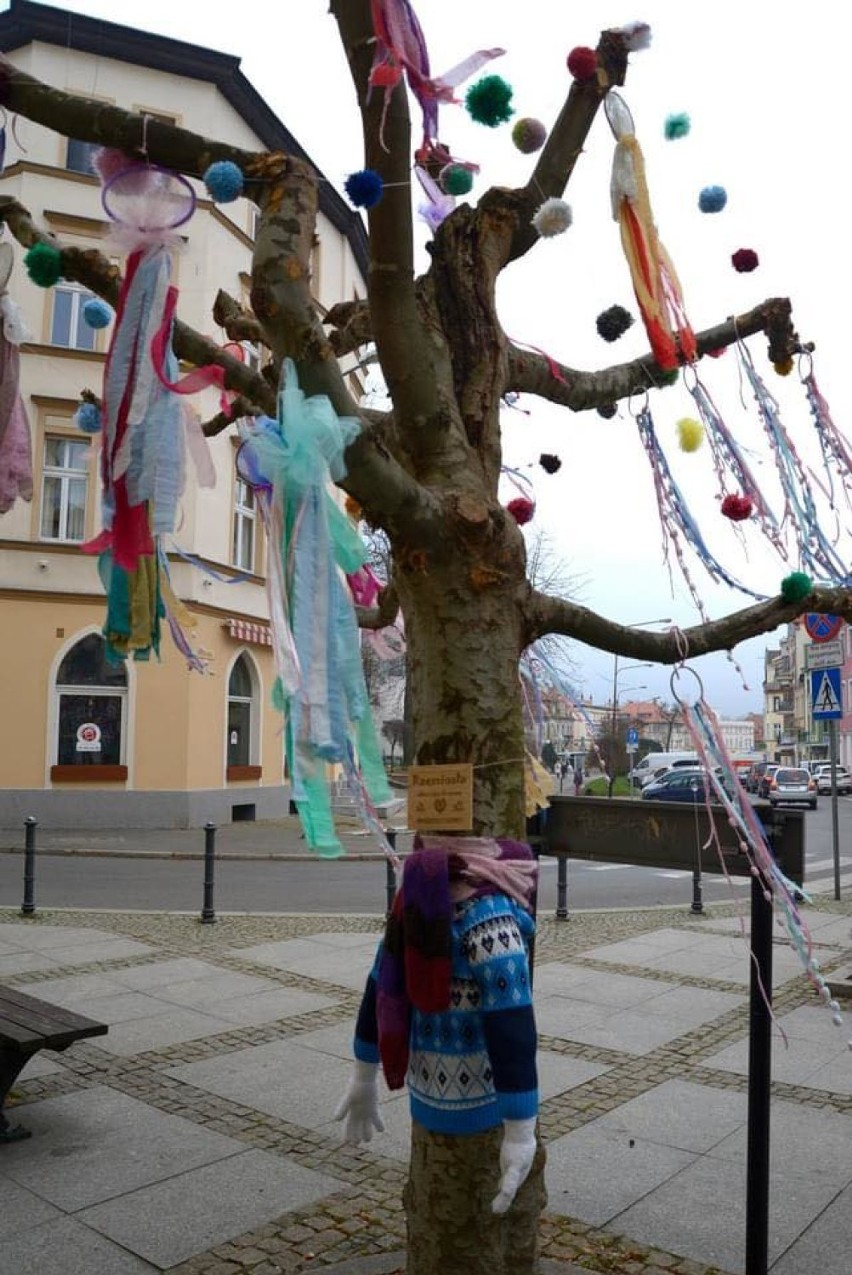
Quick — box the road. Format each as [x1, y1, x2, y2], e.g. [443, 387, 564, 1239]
[1, 797, 849, 915]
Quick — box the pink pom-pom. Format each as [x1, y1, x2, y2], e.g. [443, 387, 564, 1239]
[507, 497, 535, 526]
[721, 493, 754, 521]
[707, 347, 727, 359]
[567, 47, 598, 82]
[92, 147, 137, 183]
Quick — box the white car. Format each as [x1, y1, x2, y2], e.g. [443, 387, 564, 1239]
[813, 764, 852, 795]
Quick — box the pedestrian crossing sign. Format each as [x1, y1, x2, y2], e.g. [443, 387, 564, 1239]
[811, 667, 843, 720]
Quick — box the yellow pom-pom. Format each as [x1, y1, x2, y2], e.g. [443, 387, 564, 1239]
[676, 417, 704, 452]
[345, 495, 362, 521]
[773, 357, 794, 377]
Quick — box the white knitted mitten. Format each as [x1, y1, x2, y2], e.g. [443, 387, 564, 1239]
[333, 1060, 386, 1144]
[491, 1116, 537, 1214]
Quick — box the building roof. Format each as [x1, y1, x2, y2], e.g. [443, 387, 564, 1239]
[0, 0, 369, 279]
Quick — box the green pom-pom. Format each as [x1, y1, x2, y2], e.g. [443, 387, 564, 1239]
[657, 367, 679, 387]
[465, 75, 514, 127]
[25, 241, 62, 288]
[780, 572, 813, 603]
[441, 164, 474, 196]
[664, 112, 691, 140]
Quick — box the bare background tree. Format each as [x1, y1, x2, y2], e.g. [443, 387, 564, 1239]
[2, 10, 851, 838]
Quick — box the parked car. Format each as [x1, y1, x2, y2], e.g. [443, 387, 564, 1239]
[812, 764, 852, 795]
[641, 767, 727, 804]
[746, 761, 773, 794]
[630, 752, 698, 788]
[765, 766, 817, 809]
[756, 765, 780, 799]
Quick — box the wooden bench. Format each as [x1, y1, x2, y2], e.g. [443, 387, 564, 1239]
[0, 985, 108, 1143]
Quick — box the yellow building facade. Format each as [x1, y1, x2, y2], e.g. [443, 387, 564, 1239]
[0, 1, 368, 827]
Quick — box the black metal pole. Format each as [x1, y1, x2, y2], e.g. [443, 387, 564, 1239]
[201, 822, 217, 924]
[745, 870, 774, 1275]
[385, 829, 397, 919]
[691, 856, 704, 914]
[555, 856, 569, 921]
[21, 816, 37, 916]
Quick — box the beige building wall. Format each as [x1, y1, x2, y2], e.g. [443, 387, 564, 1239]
[0, 22, 367, 827]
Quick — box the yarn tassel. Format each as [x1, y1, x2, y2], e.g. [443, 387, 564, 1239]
[802, 364, 852, 516]
[739, 343, 850, 585]
[636, 404, 766, 610]
[608, 93, 696, 371]
[0, 291, 33, 514]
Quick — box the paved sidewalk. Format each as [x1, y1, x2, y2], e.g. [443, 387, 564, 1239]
[2, 898, 852, 1275]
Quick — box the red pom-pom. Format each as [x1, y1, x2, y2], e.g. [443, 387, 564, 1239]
[567, 47, 598, 82]
[721, 493, 754, 522]
[731, 248, 759, 273]
[507, 497, 535, 526]
[707, 347, 727, 359]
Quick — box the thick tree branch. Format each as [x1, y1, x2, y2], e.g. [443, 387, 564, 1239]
[506, 298, 805, 410]
[212, 290, 268, 348]
[524, 587, 852, 659]
[0, 195, 277, 415]
[0, 53, 265, 184]
[325, 298, 373, 357]
[356, 580, 400, 630]
[200, 398, 258, 438]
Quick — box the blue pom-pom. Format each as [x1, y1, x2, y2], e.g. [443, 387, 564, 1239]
[344, 168, 384, 209]
[698, 185, 727, 213]
[203, 160, 244, 203]
[82, 297, 113, 330]
[75, 401, 102, 434]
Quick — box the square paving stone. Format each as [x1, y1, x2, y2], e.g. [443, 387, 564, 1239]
[231, 938, 375, 990]
[166, 1037, 354, 1127]
[702, 1030, 841, 1086]
[94, 1006, 236, 1056]
[40, 938, 154, 965]
[213, 986, 336, 1027]
[608, 1152, 843, 1274]
[771, 1180, 852, 1274]
[545, 1124, 696, 1226]
[555, 969, 682, 1009]
[0, 923, 134, 951]
[0, 1216, 158, 1274]
[141, 968, 281, 1009]
[709, 1097, 852, 1183]
[109, 957, 232, 990]
[0, 1176, 63, 1237]
[0, 949, 62, 975]
[0, 1085, 244, 1210]
[533, 1001, 713, 1056]
[78, 1147, 348, 1269]
[591, 1079, 748, 1153]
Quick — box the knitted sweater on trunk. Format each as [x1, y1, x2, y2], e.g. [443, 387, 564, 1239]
[354, 892, 539, 1135]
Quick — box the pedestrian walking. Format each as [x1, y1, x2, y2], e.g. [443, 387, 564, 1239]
[573, 765, 584, 796]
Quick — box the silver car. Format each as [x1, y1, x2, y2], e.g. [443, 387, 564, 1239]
[813, 764, 852, 795]
[766, 766, 817, 809]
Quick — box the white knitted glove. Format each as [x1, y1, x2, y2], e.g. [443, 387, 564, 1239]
[333, 1060, 386, 1145]
[491, 1116, 537, 1214]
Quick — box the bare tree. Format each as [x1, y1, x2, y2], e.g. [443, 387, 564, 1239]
[2, 13, 850, 845]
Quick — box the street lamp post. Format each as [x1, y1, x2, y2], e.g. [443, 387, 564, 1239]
[608, 617, 672, 796]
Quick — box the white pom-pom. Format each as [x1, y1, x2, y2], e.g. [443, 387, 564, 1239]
[621, 21, 652, 51]
[532, 197, 573, 238]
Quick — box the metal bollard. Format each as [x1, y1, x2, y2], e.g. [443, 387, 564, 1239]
[691, 861, 704, 913]
[201, 822, 217, 924]
[385, 829, 398, 919]
[21, 816, 37, 916]
[555, 855, 569, 921]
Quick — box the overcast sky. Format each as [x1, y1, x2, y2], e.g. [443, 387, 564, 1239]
[20, 0, 852, 716]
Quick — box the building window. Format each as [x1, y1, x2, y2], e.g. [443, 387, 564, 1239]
[66, 138, 99, 175]
[55, 634, 127, 766]
[232, 475, 255, 571]
[227, 653, 256, 768]
[51, 284, 98, 350]
[40, 436, 89, 542]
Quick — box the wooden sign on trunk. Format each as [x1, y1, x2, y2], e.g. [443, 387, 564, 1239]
[408, 764, 474, 832]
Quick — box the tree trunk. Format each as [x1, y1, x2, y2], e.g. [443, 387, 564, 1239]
[397, 557, 527, 840]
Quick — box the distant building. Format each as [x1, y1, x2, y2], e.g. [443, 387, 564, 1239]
[0, 2, 368, 827]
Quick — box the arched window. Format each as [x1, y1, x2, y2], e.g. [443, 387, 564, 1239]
[55, 634, 127, 766]
[227, 653, 258, 770]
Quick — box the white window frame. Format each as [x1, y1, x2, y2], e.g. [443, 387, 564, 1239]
[51, 283, 97, 351]
[226, 651, 260, 771]
[232, 475, 256, 572]
[40, 435, 90, 543]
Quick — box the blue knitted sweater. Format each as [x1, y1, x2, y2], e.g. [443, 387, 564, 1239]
[354, 893, 539, 1134]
